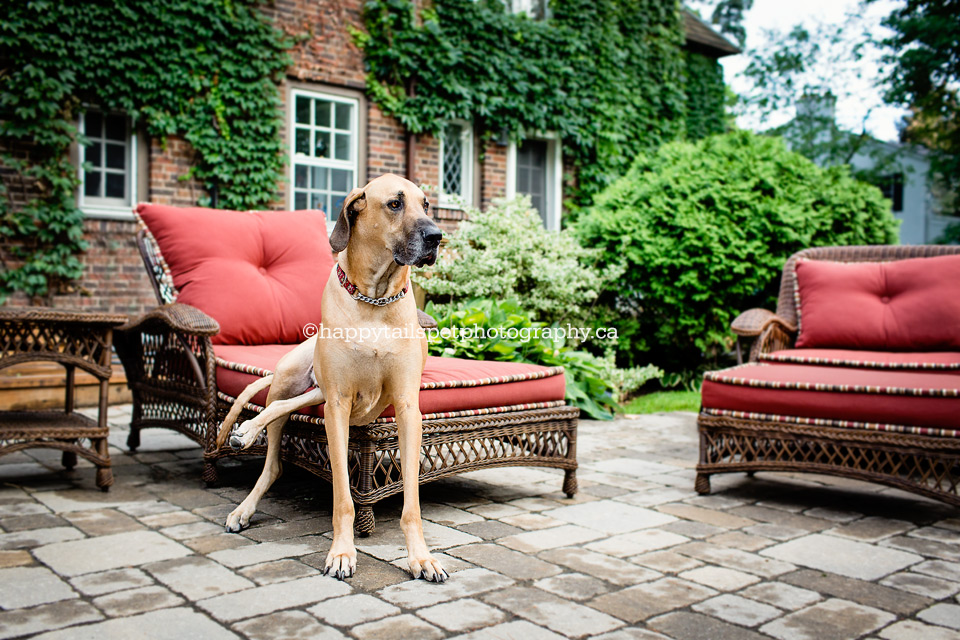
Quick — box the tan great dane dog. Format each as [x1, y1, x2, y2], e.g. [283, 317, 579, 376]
[214, 174, 447, 582]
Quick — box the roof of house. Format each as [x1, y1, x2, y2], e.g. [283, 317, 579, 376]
[683, 10, 740, 58]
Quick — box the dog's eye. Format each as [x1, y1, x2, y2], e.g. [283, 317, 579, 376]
[388, 200, 401, 211]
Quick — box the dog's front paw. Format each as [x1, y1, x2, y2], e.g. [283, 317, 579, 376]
[323, 547, 357, 581]
[224, 505, 254, 533]
[409, 554, 448, 583]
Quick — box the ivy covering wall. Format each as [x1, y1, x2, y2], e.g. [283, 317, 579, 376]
[355, 0, 694, 212]
[0, 0, 291, 301]
[684, 51, 727, 140]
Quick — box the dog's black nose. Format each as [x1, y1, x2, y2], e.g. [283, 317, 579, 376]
[422, 226, 442, 247]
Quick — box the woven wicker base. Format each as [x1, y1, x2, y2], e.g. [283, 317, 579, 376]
[697, 413, 960, 507]
[209, 398, 579, 534]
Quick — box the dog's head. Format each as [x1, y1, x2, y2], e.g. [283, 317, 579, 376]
[329, 174, 442, 267]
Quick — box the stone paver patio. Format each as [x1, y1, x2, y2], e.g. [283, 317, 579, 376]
[2, 405, 960, 639]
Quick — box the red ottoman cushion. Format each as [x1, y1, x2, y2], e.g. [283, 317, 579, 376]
[701, 363, 960, 431]
[214, 344, 567, 419]
[137, 204, 334, 346]
[794, 254, 960, 350]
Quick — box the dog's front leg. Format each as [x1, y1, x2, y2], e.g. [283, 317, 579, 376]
[396, 400, 448, 583]
[323, 396, 357, 580]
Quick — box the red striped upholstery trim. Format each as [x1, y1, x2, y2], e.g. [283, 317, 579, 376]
[701, 407, 960, 438]
[759, 353, 960, 370]
[703, 364, 960, 398]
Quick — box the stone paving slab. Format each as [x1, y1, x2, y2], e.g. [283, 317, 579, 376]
[31, 606, 239, 640]
[761, 533, 922, 581]
[0, 566, 77, 609]
[758, 597, 896, 640]
[197, 574, 352, 622]
[2, 406, 960, 639]
[33, 530, 192, 576]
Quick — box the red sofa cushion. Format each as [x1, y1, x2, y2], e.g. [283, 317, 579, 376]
[794, 255, 960, 350]
[214, 344, 567, 419]
[137, 204, 334, 346]
[760, 349, 960, 370]
[701, 363, 960, 433]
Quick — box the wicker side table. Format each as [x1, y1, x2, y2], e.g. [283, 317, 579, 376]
[0, 307, 127, 490]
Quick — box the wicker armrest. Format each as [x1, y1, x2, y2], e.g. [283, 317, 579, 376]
[731, 308, 796, 337]
[118, 303, 220, 337]
[417, 309, 438, 330]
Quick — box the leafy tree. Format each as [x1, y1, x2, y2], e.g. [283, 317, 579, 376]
[576, 130, 899, 375]
[737, 11, 900, 176]
[881, 0, 960, 212]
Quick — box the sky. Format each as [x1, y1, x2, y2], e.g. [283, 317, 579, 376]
[712, 0, 908, 142]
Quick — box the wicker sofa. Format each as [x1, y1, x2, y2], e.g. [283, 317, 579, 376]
[697, 245, 960, 506]
[114, 204, 578, 534]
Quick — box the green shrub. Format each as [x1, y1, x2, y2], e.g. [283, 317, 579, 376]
[416, 197, 621, 328]
[426, 298, 662, 420]
[576, 130, 900, 373]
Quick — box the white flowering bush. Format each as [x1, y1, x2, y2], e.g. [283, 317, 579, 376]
[416, 196, 621, 327]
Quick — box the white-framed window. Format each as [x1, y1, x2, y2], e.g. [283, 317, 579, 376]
[289, 89, 360, 223]
[78, 109, 137, 218]
[506, 133, 562, 230]
[438, 121, 474, 209]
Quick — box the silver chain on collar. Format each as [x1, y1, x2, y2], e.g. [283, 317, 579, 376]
[336, 263, 408, 307]
[352, 287, 407, 306]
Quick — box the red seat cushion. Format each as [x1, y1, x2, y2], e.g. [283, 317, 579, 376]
[137, 204, 334, 346]
[701, 363, 960, 433]
[760, 349, 960, 370]
[794, 255, 960, 350]
[214, 344, 567, 419]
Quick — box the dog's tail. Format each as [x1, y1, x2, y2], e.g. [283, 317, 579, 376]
[215, 374, 274, 449]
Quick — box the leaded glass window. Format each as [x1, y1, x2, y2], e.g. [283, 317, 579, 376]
[439, 121, 473, 209]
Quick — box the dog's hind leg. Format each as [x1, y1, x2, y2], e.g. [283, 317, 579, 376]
[223, 337, 318, 451]
[224, 387, 323, 532]
[215, 375, 274, 449]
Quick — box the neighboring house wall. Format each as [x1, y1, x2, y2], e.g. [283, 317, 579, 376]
[848, 142, 942, 245]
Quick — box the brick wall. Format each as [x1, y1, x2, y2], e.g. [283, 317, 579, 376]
[265, 0, 367, 89]
[148, 136, 205, 207]
[481, 141, 509, 211]
[366, 103, 407, 180]
[4, 219, 156, 315]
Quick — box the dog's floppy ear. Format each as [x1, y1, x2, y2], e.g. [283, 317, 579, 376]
[329, 187, 366, 253]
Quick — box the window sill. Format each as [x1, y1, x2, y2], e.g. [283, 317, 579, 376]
[438, 198, 469, 211]
[82, 207, 136, 221]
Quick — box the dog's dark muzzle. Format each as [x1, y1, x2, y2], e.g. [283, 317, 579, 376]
[397, 220, 442, 267]
[417, 224, 442, 267]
